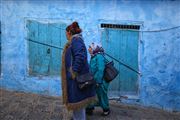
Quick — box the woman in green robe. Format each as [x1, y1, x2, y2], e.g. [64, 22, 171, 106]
[86, 43, 110, 116]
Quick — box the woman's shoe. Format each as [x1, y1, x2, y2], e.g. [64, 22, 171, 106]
[102, 109, 110, 116]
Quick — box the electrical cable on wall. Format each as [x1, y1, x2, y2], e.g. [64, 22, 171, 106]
[121, 25, 180, 32]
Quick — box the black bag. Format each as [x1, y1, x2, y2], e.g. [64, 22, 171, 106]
[76, 72, 95, 90]
[103, 61, 119, 82]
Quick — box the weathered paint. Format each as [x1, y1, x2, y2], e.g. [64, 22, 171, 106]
[0, 0, 180, 111]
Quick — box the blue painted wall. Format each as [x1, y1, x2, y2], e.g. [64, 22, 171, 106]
[0, 0, 180, 111]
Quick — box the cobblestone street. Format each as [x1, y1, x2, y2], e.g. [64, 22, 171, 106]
[0, 89, 180, 120]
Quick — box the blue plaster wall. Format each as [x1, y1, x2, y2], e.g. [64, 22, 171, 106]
[0, 0, 180, 111]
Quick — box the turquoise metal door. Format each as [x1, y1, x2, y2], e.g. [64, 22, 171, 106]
[102, 29, 139, 96]
[27, 20, 66, 76]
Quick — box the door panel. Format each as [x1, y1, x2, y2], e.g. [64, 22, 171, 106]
[102, 29, 139, 96]
[27, 20, 39, 75]
[48, 23, 66, 75]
